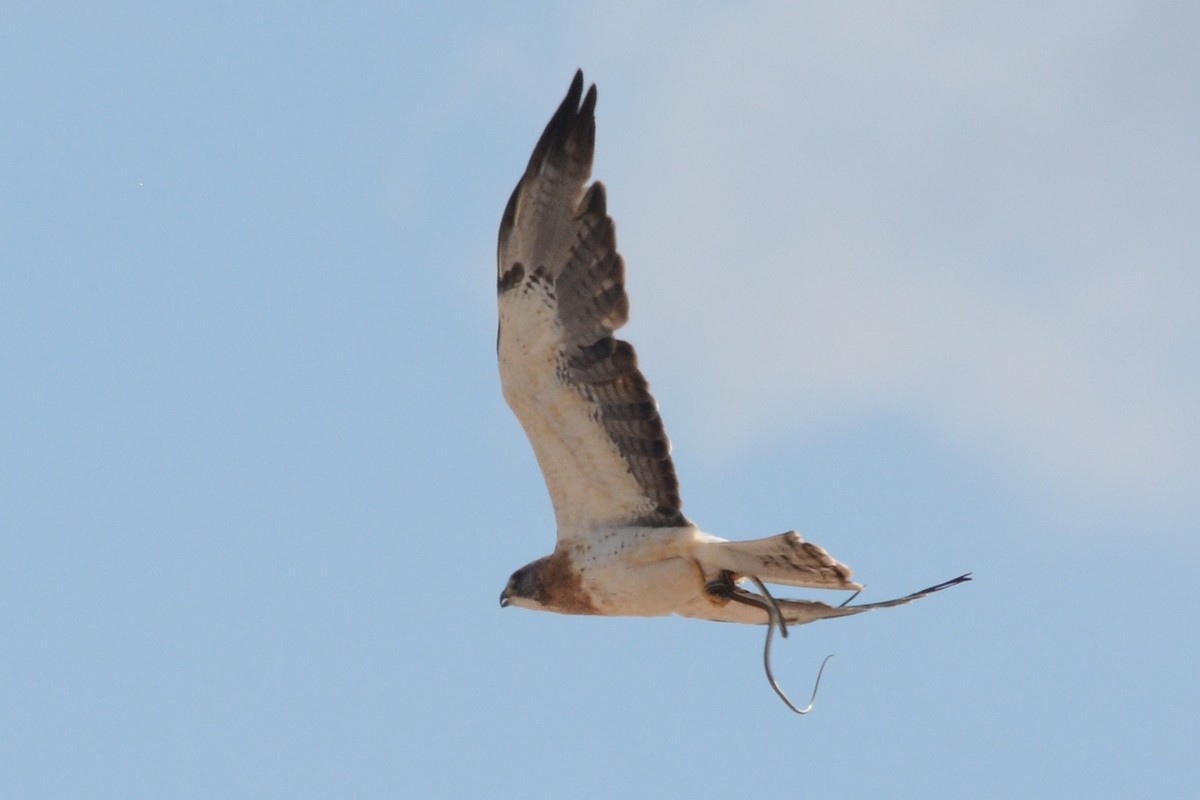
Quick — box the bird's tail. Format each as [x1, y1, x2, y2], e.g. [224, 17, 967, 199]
[693, 530, 863, 591]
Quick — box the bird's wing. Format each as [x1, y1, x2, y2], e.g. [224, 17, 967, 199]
[497, 71, 686, 539]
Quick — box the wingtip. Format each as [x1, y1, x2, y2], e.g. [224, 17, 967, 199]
[581, 76, 597, 115]
[555, 69, 591, 130]
[569, 68, 596, 97]
[563, 69, 585, 113]
[520, 69, 598, 178]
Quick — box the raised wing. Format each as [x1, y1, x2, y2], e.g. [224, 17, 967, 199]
[497, 71, 687, 538]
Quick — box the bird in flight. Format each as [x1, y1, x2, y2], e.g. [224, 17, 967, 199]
[496, 70, 969, 712]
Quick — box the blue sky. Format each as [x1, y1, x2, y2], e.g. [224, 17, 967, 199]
[4, 2, 1197, 797]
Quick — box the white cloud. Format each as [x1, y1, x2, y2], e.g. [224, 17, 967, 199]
[568, 2, 1199, 511]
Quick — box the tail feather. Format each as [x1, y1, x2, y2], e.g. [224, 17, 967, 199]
[694, 531, 863, 591]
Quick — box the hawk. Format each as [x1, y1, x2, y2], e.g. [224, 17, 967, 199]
[496, 71, 969, 710]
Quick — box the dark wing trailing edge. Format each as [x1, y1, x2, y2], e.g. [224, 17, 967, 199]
[497, 71, 687, 536]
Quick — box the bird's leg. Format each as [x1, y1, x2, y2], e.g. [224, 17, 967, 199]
[704, 571, 786, 634]
[698, 566, 734, 607]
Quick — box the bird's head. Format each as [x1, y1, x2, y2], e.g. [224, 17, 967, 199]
[499, 557, 550, 610]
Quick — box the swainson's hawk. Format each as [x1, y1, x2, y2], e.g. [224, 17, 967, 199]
[496, 71, 969, 711]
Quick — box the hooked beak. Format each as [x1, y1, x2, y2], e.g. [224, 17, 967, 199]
[499, 589, 511, 608]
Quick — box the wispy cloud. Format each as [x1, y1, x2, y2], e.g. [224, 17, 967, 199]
[567, 2, 1199, 512]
